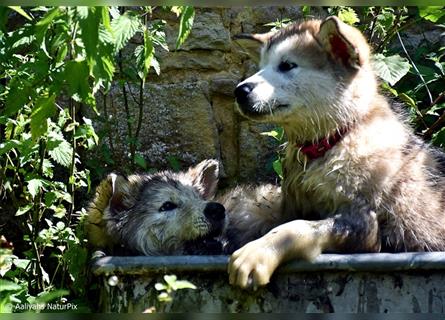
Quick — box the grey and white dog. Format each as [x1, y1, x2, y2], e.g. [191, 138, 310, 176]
[86, 159, 282, 256]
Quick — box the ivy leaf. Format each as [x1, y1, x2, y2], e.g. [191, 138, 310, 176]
[419, 7, 445, 23]
[27, 179, 44, 199]
[111, 11, 141, 53]
[175, 6, 194, 50]
[30, 95, 56, 140]
[372, 53, 411, 86]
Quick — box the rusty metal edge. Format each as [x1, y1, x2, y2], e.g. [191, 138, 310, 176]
[90, 252, 445, 276]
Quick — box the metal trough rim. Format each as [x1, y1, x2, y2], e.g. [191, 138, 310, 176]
[91, 252, 445, 276]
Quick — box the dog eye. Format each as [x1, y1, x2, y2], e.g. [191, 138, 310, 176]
[278, 61, 298, 72]
[159, 201, 178, 212]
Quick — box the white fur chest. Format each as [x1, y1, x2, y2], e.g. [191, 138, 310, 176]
[282, 144, 370, 217]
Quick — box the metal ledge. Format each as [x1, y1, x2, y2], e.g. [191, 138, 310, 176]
[91, 252, 445, 276]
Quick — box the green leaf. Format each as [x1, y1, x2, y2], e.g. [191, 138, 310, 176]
[101, 6, 112, 32]
[337, 7, 360, 25]
[35, 7, 61, 48]
[372, 53, 411, 86]
[0, 140, 21, 156]
[426, 102, 445, 116]
[432, 127, 445, 149]
[157, 292, 172, 302]
[272, 158, 283, 180]
[398, 93, 417, 110]
[0, 279, 23, 292]
[8, 6, 32, 21]
[64, 59, 94, 105]
[30, 95, 56, 140]
[171, 280, 197, 290]
[111, 11, 141, 53]
[261, 127, 284, 141]
[13, 258, 30, 270]
[167, 156, 180, 172]
[77, 7, 101, 70]
[301, 6, 311, 17]
[151, 57, 161, 75]
[27, 179, 44, 199]
[134, 153, 147, 170]
[154, 283, 167, 291]
[176, 6, 194, 50]
[75, 117, 99, 149]
[48, 139, 72, 168]
[142, 29, 154, 82]
[16, 204, 33, 216]
[419, 7, 445, 23]
[4, 78, 33, 116]
[163, 275, 177, 288]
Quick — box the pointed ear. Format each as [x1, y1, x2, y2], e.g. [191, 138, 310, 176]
[317, 16, 367, 70]
[108, 173, 142, 213]
[232, 31, 274, 64]
[187, 159, 220, 200]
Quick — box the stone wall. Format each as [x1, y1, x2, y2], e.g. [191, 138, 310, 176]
[90, 7, 307, 186]
[87, 7, 445, 186]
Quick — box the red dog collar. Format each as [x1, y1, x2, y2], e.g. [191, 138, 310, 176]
[297, 128, 348, 160]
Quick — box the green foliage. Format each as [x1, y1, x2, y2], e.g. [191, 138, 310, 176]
[154, 275, 196, 311]
[372, 53, 411, 86]
[264, 18, 293, 31]
[0, 5, 195, 313]
[418, 7, 445, 23]
[174, 6, 195, 50]
[337, 7, 360, 25]
[261, 127, 285, 180]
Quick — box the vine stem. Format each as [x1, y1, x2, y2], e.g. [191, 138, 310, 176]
[67, 99, 76, 224]
[368, 6, 381, 44]
[423, 91, 445, 139]
[396, 31, 433, 105]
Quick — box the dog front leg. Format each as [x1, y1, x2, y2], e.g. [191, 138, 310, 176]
[228, 209, 380, 289]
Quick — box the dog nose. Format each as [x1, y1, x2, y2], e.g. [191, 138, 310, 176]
[204, 202, 226, 221]
[234, 83, 254, 105]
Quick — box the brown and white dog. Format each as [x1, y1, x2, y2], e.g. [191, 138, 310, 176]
[230, 16, 445, 289]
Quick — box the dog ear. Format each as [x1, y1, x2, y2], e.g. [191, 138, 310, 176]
[188, 159, 219, 200]
[108, 173, 141, 213]
[232, 31, 274, 64]
[317, 16, 367, 70]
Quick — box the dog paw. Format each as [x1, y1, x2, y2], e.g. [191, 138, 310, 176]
[228, 237, 281, 289]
